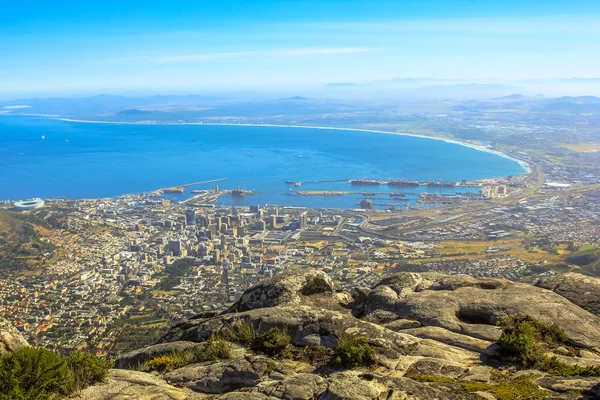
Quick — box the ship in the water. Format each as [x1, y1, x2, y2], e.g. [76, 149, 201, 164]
[232, 186, 245, 197]
[387, 178, 419, 187]
[426, 179, 456, 187]
[349, 178, 382, 186]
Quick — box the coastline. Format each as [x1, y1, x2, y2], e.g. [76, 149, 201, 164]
[48, 117, 531, 174]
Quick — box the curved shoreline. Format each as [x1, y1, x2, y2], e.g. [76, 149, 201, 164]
[48, 117, 531, 174]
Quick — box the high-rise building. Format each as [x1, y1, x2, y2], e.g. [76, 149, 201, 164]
[269, 215, 277, 229]
[250, 205, 260, 215]
[167, 240, 186, 257]
[298, 211, 307, 230]
[185, 209, 196, 225]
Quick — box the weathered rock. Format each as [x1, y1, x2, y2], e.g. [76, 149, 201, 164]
[354, 273, 600, 352]
[319, 370, 477, 400]
[217, 393, 278, 400]
[165, 355, 290, 394]
[537, 272, 600, 317]
[414, 339, 482, 364]
[536, 376, 600, 396]
[0, 318, 28, 354]
[404, 358, 469, 380]
[362, 309, 399, 324]
[259, 373, 327, 400]
[75, 369, 189, 400]
[375, 272, 424, 296]
[227, 270, 335, 313]
[402, 326, 500, 356]
[163, 305, 420, 369]
[384, 319, 422, 331]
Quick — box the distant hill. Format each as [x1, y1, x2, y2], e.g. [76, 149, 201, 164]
[0, 209, 55, 272]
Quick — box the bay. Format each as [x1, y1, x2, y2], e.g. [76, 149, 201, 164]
[0, 116, 527, 209]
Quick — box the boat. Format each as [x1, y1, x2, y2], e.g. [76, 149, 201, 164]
[387, 178, 419, 187]
[41, 135, 45, 140]
[232, 186, 245, 197]
[426, 180, 456, 187]
[349, 178, 382, 186]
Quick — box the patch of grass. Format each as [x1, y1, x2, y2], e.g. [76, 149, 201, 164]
[145, 338, 232, 372]
[216, 320, 259, 346]
[0, 347, 111, 399]
[499, 314, 600, 377]
[413, 375, 547, 400]
[255, 328, 291, 356]
[67, 352, 113, 392]
[198, 337, 232, 362]
[333, 335, 377, 368]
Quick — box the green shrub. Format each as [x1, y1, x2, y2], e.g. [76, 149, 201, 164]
[498, 314, 600, 377]
[538, 356, 600, 377]
[148, 355, 177, 372]
[334, 335, 377, 368]
[196, 337, 232, 362]
[67, 352, 112, 392]
[255, 328, 291, 356]
[217, 320, 258, 346]
[0, 347, 73, 400]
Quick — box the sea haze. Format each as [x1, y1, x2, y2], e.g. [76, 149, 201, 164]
[0, 116, 527, 209]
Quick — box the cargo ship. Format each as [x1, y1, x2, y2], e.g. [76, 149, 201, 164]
[232, 186, 245, 197]
[426, 180, 456, 187]
[349, 178, 382, 186]
[387, 178, 419, 187]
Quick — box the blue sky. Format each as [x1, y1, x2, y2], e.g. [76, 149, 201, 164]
[1, 0, 600, 97]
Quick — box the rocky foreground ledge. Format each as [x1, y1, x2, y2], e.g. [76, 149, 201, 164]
[87, 270, 600, 399]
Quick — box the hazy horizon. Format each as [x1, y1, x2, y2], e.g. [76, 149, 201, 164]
[2, 1, 600, 98]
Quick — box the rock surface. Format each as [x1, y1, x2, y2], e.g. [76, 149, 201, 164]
[0, 318, 28, 354]
[75, 369, 192, 400]
[537, 272, 600, 317]
[105, 270, 600, 399]
[353, 272, 600, 352]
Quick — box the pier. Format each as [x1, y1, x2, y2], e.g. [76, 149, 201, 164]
[156, 178, 229, 194]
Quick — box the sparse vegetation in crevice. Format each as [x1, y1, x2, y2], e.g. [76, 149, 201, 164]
[413, 375, 547, 400]
[144, 337, 232, 372]
[215, 320, 259, 347]
[498, 314, 600, 377]
[254, 328, 291, 356]
[215, 321, 377, 369]
[333, 335, 378, 368]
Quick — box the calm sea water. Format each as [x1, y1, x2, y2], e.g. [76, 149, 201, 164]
[0, 116, 526, 209]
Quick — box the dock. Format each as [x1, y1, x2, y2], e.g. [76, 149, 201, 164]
[156, 178, 228, 194]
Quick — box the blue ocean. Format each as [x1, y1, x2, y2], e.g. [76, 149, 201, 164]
[0, 116, 527, 209]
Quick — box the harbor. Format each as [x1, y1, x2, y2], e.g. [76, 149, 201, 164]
[150, 175, 503, 211]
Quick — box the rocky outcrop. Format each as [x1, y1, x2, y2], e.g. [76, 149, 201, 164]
[0, 318, 28, 354]
[537, 272, 600, 317]
[110, 269, 600, 399]
[353, 272, 600, 352]
[165, 355, 291, 394]
[163, 305, 419, 369]
[226, 270, 337, 313]
[74, 369, 192, 400]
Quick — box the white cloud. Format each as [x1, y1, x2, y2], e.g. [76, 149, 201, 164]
[151, 47, 379, 63]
